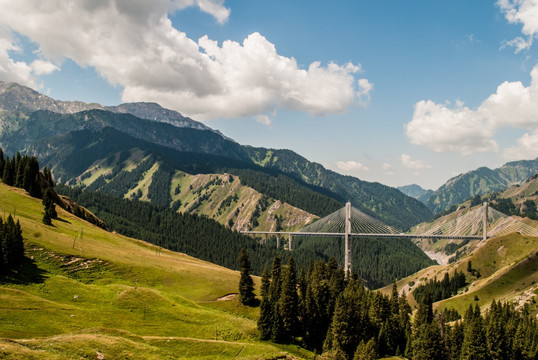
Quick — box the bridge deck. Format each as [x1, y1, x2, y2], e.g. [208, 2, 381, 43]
[240, 231, 484, 240]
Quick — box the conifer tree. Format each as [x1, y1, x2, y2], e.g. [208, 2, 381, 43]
[42, 188, 57, 219]
[257, 267, 272, 340]
[330, 280, 364, 358]
[237, 248, 255, 305]
[278, 257, 299, 340]
[460, 304, 487, 360]
[2, 157, 14, 186]
[0, 148, 4, 178]
[353, 338, 377, 360]
[412, 322, 446, 360]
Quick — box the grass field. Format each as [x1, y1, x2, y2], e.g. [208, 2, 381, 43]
[0, 183, 311, 359]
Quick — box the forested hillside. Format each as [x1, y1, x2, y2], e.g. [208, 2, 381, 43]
[0, 81, 432, 230]
[245, 147, 432, 230]
[424, 159, 538, 213]
[57, 184, 434, 288]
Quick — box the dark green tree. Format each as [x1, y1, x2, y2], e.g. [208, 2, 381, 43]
[257, 267, 272, 340]
[353, 338, 377, 360]
[278, 257, 299, 340]
[412, 322, 446, 360]
[237, 248, 256, 305]
[460, 304, 487, 360]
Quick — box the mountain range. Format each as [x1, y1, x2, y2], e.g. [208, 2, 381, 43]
[0, 81, 431, 230]
[400, 160, 538, 214]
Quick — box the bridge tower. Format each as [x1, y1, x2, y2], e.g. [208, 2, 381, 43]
[344, 201, 352, 277]
[483, 202, 488, 241]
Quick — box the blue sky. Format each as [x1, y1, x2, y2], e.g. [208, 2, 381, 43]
[0, 0, 538, 190]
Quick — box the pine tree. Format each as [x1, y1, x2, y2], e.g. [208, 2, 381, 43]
[237, 248, 255, 305]
[353, 338, 377, 360]
[278, 257, 299, 340]
[330, 280, 364, 358]
[2, 158, 14, 186]
[412, 322, 446, 360]
[0, 148, 4, 178]
[42, 210, 52, 226]
[257, 267, 272, 340]
[460, 304, 487, 360]
[42, 188, 57, 219]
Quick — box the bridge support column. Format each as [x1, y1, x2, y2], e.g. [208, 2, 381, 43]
[276, 235, 281, 249]
[344, 202, 352, 277]
[289, 234, 293, 251]
[483, 202, 488, 241]
[264, 234, 268, 245]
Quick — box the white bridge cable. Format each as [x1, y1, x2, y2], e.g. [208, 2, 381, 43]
[298, 206, 399, 235]
[410, 204, 538, 239]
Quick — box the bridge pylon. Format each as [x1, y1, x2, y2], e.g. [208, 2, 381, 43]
[344, 202, 351, 277]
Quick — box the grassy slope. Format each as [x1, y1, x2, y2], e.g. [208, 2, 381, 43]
[170, 170, 317, 232]
[381, 232, 538, 315]
[0, 183, 310, 359]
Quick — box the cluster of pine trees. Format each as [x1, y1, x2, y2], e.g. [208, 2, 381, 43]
[257, 256, 538, 360]
[413, 270, 467, 304]
[0, 149, 43, 198]
[0, 215, 25, 273]
[410, 296, 538, 360]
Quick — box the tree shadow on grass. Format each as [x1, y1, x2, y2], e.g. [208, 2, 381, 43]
[0, 257, 47, 285]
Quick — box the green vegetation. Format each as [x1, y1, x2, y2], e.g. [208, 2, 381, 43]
[0, 182, 309, 359]
[245, 147, 433, 230]
[413, 270, 467, 304]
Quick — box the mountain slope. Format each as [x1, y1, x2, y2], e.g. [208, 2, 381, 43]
[398, 184, 434, 203]
[1, 81, 432, 229]
[0, 182, 308, 359]
[245, 147, 432, 230]
[425, 160, 538, 213]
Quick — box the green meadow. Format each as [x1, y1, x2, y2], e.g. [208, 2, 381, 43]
[0, 183, 310, 359]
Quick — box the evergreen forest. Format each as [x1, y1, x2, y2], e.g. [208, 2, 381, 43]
[259, 255, 538, 360]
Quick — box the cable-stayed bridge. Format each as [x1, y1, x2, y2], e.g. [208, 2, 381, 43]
[241, 202, 538, 276]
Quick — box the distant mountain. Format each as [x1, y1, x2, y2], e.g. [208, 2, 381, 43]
[244, 147, 432, 230]
[0, 81, 217, 138]
[0, 81, 432, 229]
[398, 184, 434, 202]
[424, 160, 538, 214]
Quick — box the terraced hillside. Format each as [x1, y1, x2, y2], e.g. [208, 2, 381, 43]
[0, 183, 310, 359]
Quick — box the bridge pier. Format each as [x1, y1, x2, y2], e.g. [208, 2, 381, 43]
[344, 202, 352, 277]
[289, 234, 293, 251]
[483, 202, 488, 241]
[276, 235, 281, 249]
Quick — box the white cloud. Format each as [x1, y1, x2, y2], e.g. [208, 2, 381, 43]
[357, 78, 373, 106]
[255, 114, 272, 127]
[401, 154, 431, 170]
[336, 160, 369, 172]
[0, 29, 35, 87]
[406, 64, 538, 155]
[30, 59, 59, 75]
[382, 162, 392, 170]
[503, 130, 538, 159]
[498, 0, 538, 52]
[0, 0, 367, 121]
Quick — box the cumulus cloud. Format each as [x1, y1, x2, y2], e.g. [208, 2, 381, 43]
[255, 114, 272, 127]
[336, 161, 369, 172]
[0, 30, 35, 87]
[504, 130, 538, 159]
[382, 162, 392, 170]
[30, 59, 59, 75]
[498, 0, 538, 52]
[0, 0, 367, 121]
[405, 64, 538, 155]
[401, 154, 431, 170]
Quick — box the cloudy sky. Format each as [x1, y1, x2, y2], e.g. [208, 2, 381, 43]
[1, 0, 538, 190]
